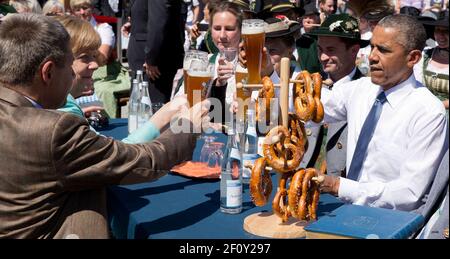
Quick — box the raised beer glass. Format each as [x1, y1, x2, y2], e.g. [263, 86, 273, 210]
[242, 19, 265, 84]
[183, 50, 209, 97]
[186, 60, 213, 107]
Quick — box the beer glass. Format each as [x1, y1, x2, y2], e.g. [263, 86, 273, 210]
[242, 19, 265, 84]
[235, 63, 251, 122]
[183, 50, 209, 95]
[186, 60, 213, 107]
[219, 47, 238, 77]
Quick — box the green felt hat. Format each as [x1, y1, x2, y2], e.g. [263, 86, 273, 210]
[270, 0, 304, 16]
[306, 14, 370, 47]
[229, 0, 256, 14]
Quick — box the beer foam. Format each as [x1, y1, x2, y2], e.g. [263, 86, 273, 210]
[241, 26, 264, 35]
[187, 70, 213, 77]
[235, 64, 248, 73]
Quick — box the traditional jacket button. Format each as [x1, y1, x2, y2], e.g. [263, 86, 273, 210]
[337, 142, 343, 149]
[306, 129, 312, 136]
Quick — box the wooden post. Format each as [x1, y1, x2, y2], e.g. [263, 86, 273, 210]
[280, 57, 289, 128]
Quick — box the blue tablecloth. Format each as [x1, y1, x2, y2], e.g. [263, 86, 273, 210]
[100, 119, 344, 239]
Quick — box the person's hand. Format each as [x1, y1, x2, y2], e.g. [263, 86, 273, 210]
[121, 21, 131, 38]
[150, 95, 189, 130]
[312, 171, 340, 196]
[144, 63, 161, 81]
[443, 99, 449, 110]
[215, 57, 234, 86]
[190, 22, 201, 39]
[82, 106, 104, 118]
[177, 99, 211, 133]
[238, 41, 247, 68]
[260, 47, 273, 77]
[229, 100, 238, 114]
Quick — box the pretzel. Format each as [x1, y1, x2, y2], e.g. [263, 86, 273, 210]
[287, 169, 306, 219]
[289, 113, 308, 153]
[263, 126, 302, 173]
[255, 76, 275, 125]
[272, 172, 293, 222]
[288, 168, 320, 221]
[249, 157, 273, 207]
[308, 179, 320, 220]
[311, 72, 324, 123]
[294, 71, 316, 122]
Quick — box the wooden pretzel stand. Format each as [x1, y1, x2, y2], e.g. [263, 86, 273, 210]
[239, 58, 308, 238]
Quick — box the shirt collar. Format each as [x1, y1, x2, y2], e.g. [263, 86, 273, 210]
[381, 73, 418, 109]
[23, 96, 43, 109]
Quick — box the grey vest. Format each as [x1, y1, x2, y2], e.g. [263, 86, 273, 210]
[416, 148, 449, 239]
[326, 69, 363, 176]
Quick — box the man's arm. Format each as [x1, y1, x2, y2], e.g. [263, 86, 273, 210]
[51, 113, 198, 191]
[337, 109, 448, 211]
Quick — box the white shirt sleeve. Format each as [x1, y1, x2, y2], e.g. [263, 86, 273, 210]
[322, 79, 355, 123]
[96, 23, 115, 47]
[338, 100, 448, 211]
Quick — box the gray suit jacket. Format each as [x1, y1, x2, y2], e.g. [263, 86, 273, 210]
[325, 69, 363, 176]
[0, 86, 198, 238]
[416, 149, 449, 239]
[300, 126, 323, 168]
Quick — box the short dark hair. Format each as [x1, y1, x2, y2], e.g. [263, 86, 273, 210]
[0, 13, 70, 86]
[377, 14, 427, 53]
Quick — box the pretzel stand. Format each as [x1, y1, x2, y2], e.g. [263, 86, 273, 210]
[240, 58, 308, 238]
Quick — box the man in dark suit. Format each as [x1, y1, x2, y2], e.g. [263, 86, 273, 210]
[0, 13, 208, 238]
[126, 0, 185, 103]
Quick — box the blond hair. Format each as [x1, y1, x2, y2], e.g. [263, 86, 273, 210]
[69, 0, 91, 10]
[52, 15, 100, 56]
[42, 0, 65, 15]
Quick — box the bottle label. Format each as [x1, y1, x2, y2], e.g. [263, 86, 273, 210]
[128, 115, 138, 133]
[141, 96, 152, 106]
[242, 153, 260, 180]
[226, 180, 242, 207]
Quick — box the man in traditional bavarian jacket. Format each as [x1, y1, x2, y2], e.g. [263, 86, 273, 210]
[304, 14, 369, 176]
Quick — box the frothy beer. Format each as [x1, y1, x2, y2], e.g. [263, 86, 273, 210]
[242, 20, 265, 84]
[186, 70, 212, 107]
[183, 50, 208, 97]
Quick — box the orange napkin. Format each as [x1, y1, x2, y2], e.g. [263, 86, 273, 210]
[171, 161, 221, 179]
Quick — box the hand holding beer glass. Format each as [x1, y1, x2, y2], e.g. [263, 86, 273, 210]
[186, 59, 214, 107]
[219, 47, 238, 76]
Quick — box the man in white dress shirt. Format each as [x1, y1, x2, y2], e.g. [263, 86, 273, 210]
[315, 14, 448, 212]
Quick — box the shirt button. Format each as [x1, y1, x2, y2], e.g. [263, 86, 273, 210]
[337, 142, 343, 149]
[306, 129, 312, 136]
